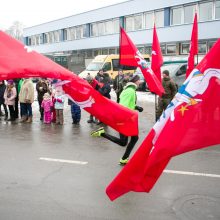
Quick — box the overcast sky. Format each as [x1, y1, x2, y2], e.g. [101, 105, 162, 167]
[0, 0, 127, 29]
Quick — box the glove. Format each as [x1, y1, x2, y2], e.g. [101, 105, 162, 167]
[135, 106, 143, 112]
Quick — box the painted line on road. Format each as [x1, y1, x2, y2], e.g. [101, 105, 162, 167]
[164, 169, 220, 178]
[39, 157, 88, 165]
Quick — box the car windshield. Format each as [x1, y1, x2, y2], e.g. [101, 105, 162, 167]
[161, 64, 181, 77]
[86, 62, 104, 71]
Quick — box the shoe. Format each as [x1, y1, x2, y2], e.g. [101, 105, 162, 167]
[87, 119, 94, 123]
[91, 127, 105, 137]
[119, 158, 129, 165]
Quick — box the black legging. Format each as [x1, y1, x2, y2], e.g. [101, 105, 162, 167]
[102, 133, 139, 160]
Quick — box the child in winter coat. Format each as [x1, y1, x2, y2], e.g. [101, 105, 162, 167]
[4, 80, 17, 121]
[68, 99, 81, 125]
[54, 86, 65, 125]
[41, 93, 53, 124]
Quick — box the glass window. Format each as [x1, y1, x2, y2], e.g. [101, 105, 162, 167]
[167, 44, 176, 54]
[109, 48, 116, 54]
[76, 26, 82, 39]
[199, 1, 213, 22]
[198, 42, 207, 54]
[125, 16, 133, 31]
[36, 35, 41, 45]
[181, 43, 190, 54]
[113, 19, 119, 33]
[145, 46, 152, 55]
[134, 14, 142, 30]
[208, 41, 216, 50]
[171, 7, 183, 25]
[66, 28, 71, 40]
[103, 62, 111, 71]
[91, 23, 98, 37]
[82, 25, 87, 38]
[105, 20, 113, 35]
[44, 33, 49, 43]
[69, 28, 76, 40]
[216, 0, 220, 19]
[54, 31, 60, 42]
[98, 22, 105, 36]
[145, 12, 154, 29]
[161, 45, 166, 55]
[184, 4, 196, 23]
[112, 59, 121, 71]
[155, 10, 164, 27]
[102, 49, 108, 55]
[63, 29, 67, 41]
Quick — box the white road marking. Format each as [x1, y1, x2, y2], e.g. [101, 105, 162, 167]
[39, 157, 88, 165]
[164, 169, 220, 178]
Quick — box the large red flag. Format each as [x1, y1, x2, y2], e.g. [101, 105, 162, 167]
[0, 31, 138, 136]
[119, 27, 164, 96]
[106, 38, 220, 201]
[151, 24, 163, 82]
[186, 12, 198, 78]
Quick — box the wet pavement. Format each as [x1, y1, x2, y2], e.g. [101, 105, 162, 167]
[0, 92, 220, 220]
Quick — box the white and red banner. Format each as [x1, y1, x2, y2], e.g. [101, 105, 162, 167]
[106, 38, 220, 201]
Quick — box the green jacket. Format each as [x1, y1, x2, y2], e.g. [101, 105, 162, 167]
[119, 82, 137, 110]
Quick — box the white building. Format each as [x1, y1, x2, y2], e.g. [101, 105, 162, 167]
[23, 0, 220, 72]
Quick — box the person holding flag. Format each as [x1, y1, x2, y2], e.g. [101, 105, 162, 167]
[91, 74, 143, 165]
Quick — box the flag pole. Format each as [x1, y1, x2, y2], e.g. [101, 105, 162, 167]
[155, 94, 158, 122]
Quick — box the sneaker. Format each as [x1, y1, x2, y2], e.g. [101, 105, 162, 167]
[91, 127, 105, 137]
[119, 158, 129, 165]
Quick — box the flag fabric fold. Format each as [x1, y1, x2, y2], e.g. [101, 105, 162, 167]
[106, 38, 220, 201]
[119, 27, 164, 96]
[186, 12, 198, 78]
[151, 24, 163, 82]
[0, 31, 138, 136]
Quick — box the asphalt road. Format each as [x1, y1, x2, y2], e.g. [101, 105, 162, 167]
[0, 92, 220, 220]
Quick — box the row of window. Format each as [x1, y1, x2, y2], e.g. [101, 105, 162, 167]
[27, 0, 219, 46]
[56, 39, 216, 60]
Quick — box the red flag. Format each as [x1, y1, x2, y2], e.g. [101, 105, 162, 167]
[151, 24, 163, 82]
[186, 12, 198, 78]
[106, 38, 220, 201]
[119, 27, 164, 96]
[0, 31, 138, 136]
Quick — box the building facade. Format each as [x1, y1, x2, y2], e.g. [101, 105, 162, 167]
[23, 0, 220, 72]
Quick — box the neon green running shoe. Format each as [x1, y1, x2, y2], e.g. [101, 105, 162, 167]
[119, 158, 129, 165]
[91, 127, 105, 137]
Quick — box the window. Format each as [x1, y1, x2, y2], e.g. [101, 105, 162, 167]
[112, 59, 121, 71]
[82, 25, 87, 38]
[70, 28, 76, 40]
[98, 22, 105, 36]
[208, 41, 216, 50]
[166, 44, 176, 55]
[198, 42, 207, 54]
[105, 20, 113, 35]
[91, 23, 98, 37]
[199, 1, 213, 22]
[44, 33, 49, 44]
[113, 19, 119, 33]
[161, 45, 166, 55]
[76, 26, 82, 39]
[103, 62, 111, 71]
[171, 7, 183, 25]
[216, 0, 220, 19]
[145, 12, 154, 29]
[155, 10, 164, 27]
[36, 35, 41, 45]
[102, 49, 108, 55]
[138, 47, 144, 54]
[109, 48, 116, 54]
[125, 14, 143, 31]
[63, 29, 67, 41]
[184, 4, 196, 23]
[181, 43, 190, 54]
[54, 31, 60, 42]
[145, 46, 152, 55]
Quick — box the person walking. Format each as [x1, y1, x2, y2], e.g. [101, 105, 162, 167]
[113, 69, 124, 103]
[156, 70, 177, 120]
[0, 80, 8, 120]
[4, 80, 17, 121]
[91, 74, 143, 165]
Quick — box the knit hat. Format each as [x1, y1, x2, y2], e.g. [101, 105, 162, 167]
[129, 74, 140, 83]
[163, 70, 170, 76]
[7, 79, 14, 85]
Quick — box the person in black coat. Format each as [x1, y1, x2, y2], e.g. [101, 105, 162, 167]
[0, 80, 8, 120]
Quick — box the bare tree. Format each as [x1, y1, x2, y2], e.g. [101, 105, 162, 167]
[5, 21, 24, 41]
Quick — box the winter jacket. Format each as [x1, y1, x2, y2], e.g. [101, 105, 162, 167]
[162, 76, 177, 99]
[119, 82, 137, 110]
[36, 80, 49, 102]
[54, 94, 65, 110]
[4, 86, 17, 106]
[19, 79, 35, 103]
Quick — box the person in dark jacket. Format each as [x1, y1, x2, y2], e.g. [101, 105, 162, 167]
[36, 78, 49, 120]
[113, 69, 124, 103]
[0, 80, 8, 120]
[99, 73, 111, 99]
[156, 70, 177, 120]
[68, 99, 81, 125]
